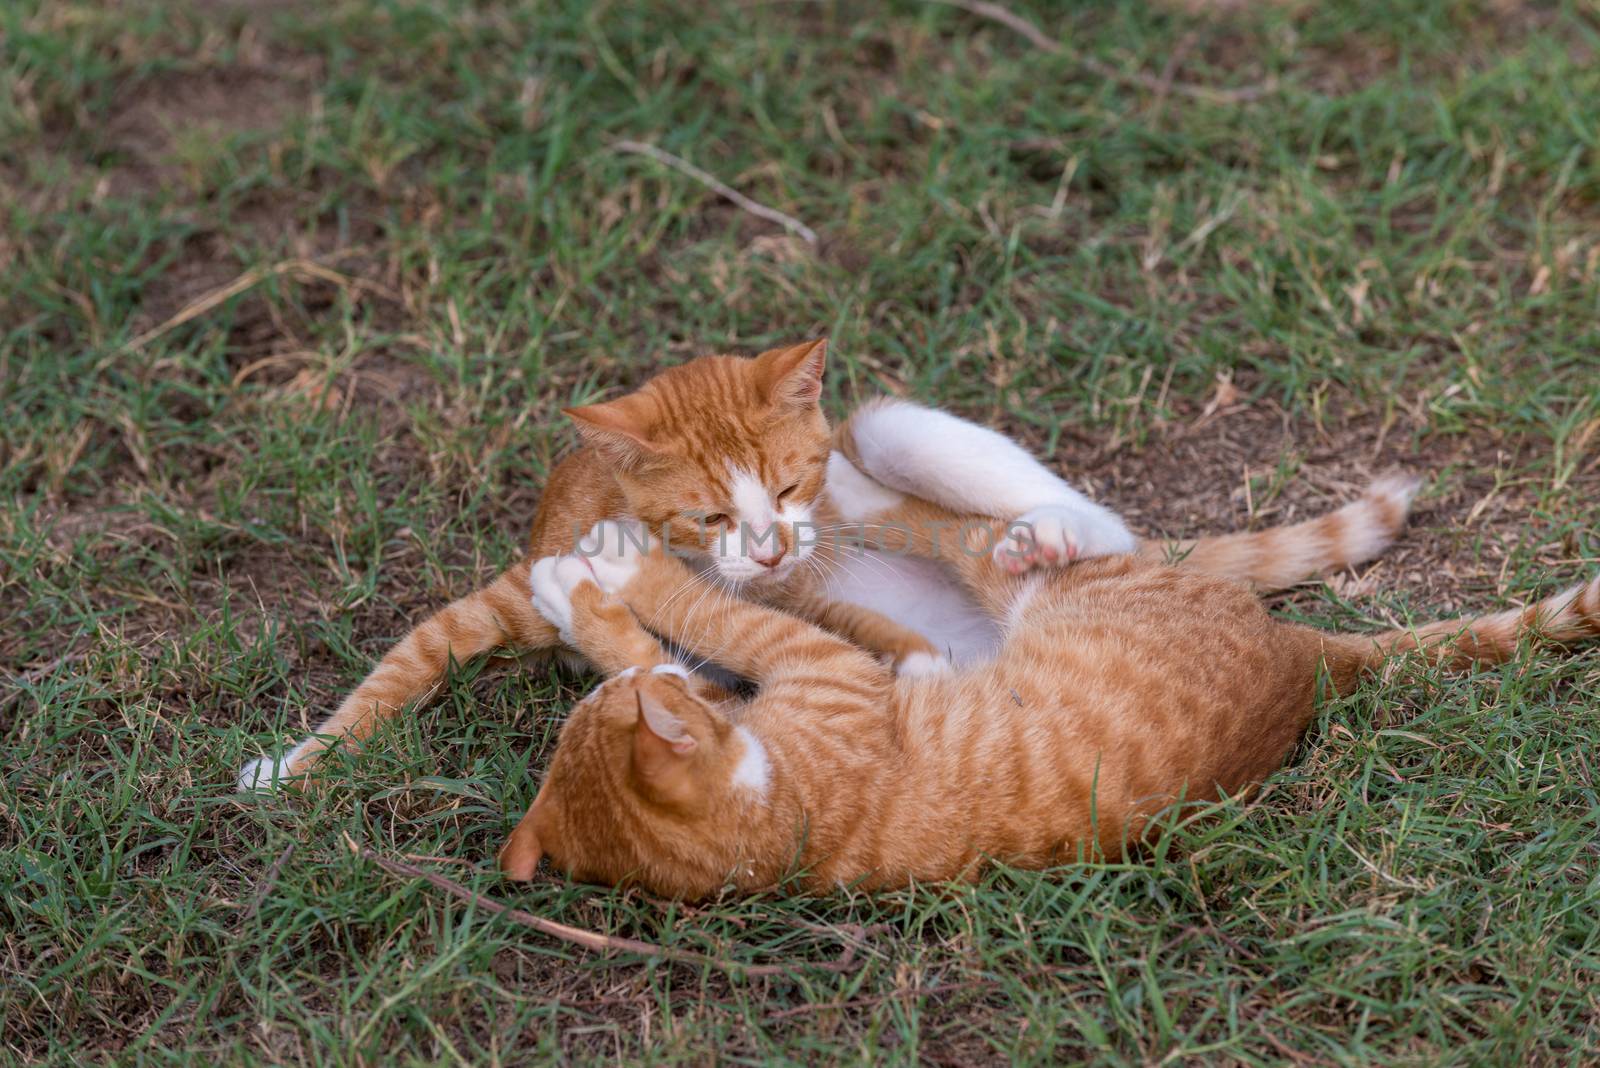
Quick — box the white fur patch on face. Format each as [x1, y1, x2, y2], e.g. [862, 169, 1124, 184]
[731, 726, 770, 799]
[777, 496, 814, 565]
[617, 666, 640, 679]
[716, 465, 784, 581]
[727, 467, 772, 533]
[650, 663, 689, 679]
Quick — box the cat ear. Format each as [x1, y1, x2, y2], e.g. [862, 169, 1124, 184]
[564, 394, 661, 468]
[631, 689, 697, 785]
[755, 338, 827, 410]
[498, 801, 545, 881]
[635, 689, 697, 753]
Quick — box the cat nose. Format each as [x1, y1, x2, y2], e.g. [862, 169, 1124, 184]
[754, 545, 787, 568]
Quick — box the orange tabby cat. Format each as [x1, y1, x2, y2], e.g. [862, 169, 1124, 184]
[500, 504, 1600, 897]
[240, 340, 1417, 789]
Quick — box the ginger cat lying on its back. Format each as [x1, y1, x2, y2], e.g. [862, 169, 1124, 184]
[502, 491, 1600, 897]
[240, 339, 1418, 789]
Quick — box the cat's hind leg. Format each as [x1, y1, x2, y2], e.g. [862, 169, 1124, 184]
[836, 398, 1137, 561]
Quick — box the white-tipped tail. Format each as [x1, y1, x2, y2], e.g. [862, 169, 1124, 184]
[1148, 472, 1423, 591]
[1341, 473, 1424, 565]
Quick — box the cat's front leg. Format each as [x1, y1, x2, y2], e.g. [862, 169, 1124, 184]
[786, 589, 949, 676]
[573, 520, 890, 691]
[529, 554, 674, 676]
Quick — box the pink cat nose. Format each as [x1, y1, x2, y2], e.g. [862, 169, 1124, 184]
[754, 545, 787, 568]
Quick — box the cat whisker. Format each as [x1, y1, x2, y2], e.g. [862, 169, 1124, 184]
[644, 571, 712, 626]
[676, 573, 730, 663]
[811, 544, 916, 589]
[685, 603, 741, 676]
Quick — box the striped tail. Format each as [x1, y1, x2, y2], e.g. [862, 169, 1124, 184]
[238, 561, 556, 790]
[1321, 572, 1600, 692]
[1140, 473, 1423, 592]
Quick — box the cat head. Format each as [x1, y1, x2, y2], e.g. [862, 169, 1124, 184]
[563, 339, 831, 588]
[497, 664, 764, 898]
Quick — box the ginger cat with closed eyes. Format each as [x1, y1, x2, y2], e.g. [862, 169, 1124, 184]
[501, 491, 1600, 897]
[241, 339, 1419, 790]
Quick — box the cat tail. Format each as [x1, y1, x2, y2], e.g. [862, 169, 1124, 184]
[238, 561, 554, 791]
[1318, 572, 1600, 693]
[1138, 473, 1423, 592]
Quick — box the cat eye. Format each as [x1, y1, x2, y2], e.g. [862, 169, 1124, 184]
[702, 512, 730, 528]
[776, 483, 801, 504]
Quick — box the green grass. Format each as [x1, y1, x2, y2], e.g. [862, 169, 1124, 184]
[4, 0, 1600, 1061]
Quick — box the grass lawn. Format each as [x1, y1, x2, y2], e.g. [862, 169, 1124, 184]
[4, 0, 1600, 1061]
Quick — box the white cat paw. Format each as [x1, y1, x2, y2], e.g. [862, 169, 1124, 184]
[994, 504, 1138, 574]
[530, 554, 598, 644]
[895, 651, 952, 677]
[238, 752, 297, 792]
[575, 519, 653, 594]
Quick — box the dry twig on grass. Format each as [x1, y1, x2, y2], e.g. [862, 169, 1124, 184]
[121, 257, 396, 353]
[351, 840, 865, 978]
[614, 139, 819, 245]
[931, 0, 1278, 104]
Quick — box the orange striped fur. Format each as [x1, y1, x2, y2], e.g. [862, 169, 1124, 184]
[241, 341, 1415, 789]
[502, 507, 1600, 897]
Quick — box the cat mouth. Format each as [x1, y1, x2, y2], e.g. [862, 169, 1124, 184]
[716, 562, 791, 589]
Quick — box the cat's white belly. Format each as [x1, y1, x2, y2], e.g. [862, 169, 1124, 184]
[820, 549, 1002, 664]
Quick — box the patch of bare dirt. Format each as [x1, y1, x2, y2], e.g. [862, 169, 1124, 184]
[1149, 0, 1576, 96]
[230, 182, 391, 260]
[1296, 30, 1400, 96]
[98, 49, 322, 197]
[63, 37, 407, 389]
[30, 497, 161, 558]
[1296, 0, 1573, 95]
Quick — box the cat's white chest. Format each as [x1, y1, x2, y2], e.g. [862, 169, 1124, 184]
[819, 550, 1001, 664]
[822, 449, 1001, 663]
